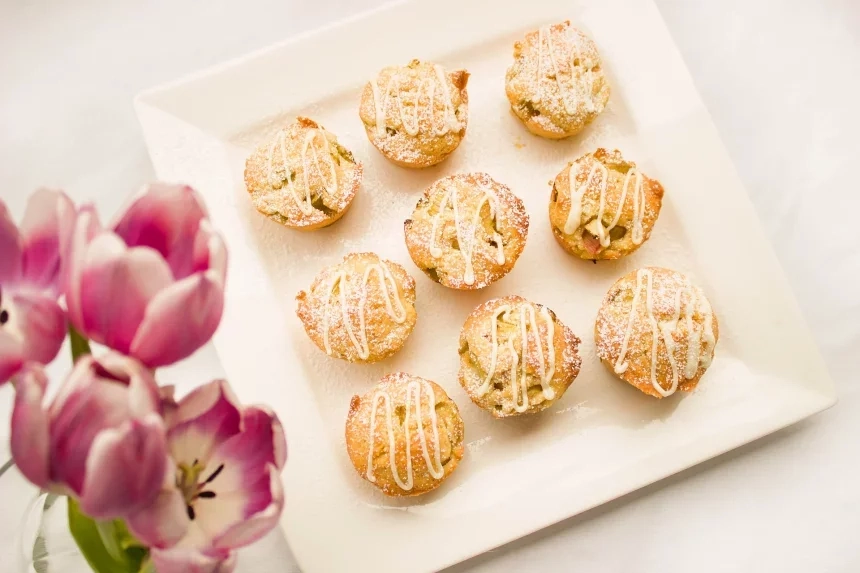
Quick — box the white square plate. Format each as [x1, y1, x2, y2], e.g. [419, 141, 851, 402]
[135, 0, 836, 571]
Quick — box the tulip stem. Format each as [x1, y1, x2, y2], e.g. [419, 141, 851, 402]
[68, 324, 91, 362]
[138, 555, 155, 573]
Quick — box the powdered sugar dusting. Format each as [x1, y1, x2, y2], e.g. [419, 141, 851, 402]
[244, 117, 362, 228]
[506, 21, 610, 137]
[459, 295, 582, 417]
[595, 267, 718, 397]
[359, 60, 469, 167]
[405, 172, 529, 290]
[296, 252, 418, 363]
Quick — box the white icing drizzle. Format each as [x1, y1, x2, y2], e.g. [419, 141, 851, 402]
[365, 379, 445, 491]
[321, 261, 406, 359]
[534, 25, 596, 114]
[595, 167, 645, 247]
[562, 158, 647, 247]
[477, 303, 556, 412]
[429, 183, 505, 286]
[370, 64, 460, 138]
[614, 269, 716, 396]
[563, 161, 607, 234]
[266, 127, 338, 215]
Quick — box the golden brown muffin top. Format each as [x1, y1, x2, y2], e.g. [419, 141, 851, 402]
[459, 295, 581, 417]
[595, 267, 719, 398]
[296, 253, 417, 363]
[405, 172, 529, 289]
[550, 148, 664, 260]
[505, 21, 610, 138]
[345, 372, 465, 496]
[245, 117, 362, 228]
[359, 60, 469, 167]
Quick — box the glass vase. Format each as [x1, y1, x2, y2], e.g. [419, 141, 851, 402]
[5, 461, 90, 573]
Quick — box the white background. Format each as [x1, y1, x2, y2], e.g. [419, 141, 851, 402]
[1, 0, 859, 572]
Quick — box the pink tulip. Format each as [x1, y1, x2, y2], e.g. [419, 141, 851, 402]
[65, 183, 227, 368]
[0, 190, 76, 383]
[10, 352, 169, 519]
[127, 380, 286, 567]
[150, 548, 237, 573]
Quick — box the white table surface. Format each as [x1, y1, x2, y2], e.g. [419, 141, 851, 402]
[2, 0, 859, 571]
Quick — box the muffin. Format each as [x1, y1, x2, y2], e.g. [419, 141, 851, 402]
[345, 372, 465, 496]
[458, 295, 582, 417]
[595, 267, 719, 398]
[549, 148, 664, 261]
[505, 21, 610, 139]
[245, 117, 362, 230]
[359, 59, 469, 168]
[404, 173, 528, 289]
[296, 253, 417, 363]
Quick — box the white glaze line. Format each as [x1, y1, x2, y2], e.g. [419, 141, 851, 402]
[366, 380, 444, 491]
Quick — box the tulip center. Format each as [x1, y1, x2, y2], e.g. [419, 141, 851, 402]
[175, 459, 224, 521]
[0, 288, 9, 326]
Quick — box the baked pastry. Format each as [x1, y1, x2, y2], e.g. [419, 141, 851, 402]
[244, 117, 361, 230]
[296, 253, 417, 363]
[358, 59, 469, 168]
[404, 173, 528, 289]
[549, 148, 664, 260]
[505, 21, 610, 139]
[345, 372, 465, 496]
[458, 295, 582, 417]
[595, 267, 719, 398]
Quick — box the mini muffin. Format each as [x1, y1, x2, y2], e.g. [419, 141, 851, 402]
[595, 267, 719, 398]
[245, 117, 362, 230]
[458, 296, 582, 417]
[359, 59, 469, 168]
[404, 173, 528, 289]
[505, 21, 610, 139]
[549, 148, 664, 260]
[346, 372, 465, 496]
[296, 253, 417, 363]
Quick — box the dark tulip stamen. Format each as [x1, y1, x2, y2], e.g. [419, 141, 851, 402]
[187, 505, 196, 520]
[0, 310, 8, 325]
[198, 490, 217, 499]
[203, 464, 225, 485]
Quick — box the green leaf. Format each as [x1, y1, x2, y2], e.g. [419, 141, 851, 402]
[68, 324, 91, 361]
[67, 498, 148, 573]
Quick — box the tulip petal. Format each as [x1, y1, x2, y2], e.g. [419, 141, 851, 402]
[112, 183, 209, 281]
[150, 548, 236, 573]
[192, 220, 227, 285]
[0, 200, 23, 286]
[218, 406, 282, 471]
[0, 330, 24, 383]
[19, 189, 76, 295]
[65, 206, 102, 331]
[266, 406, 287, 470]
[78, 234, 173, 352]
[10, 365, 50, 487]
[192, 408, 282, 541]
[168, 380, 241, 467]
[160, 384, 179, 427]
[49, 382, 132, 493]
[6, 291, 66, 365]
[129, 271, 224, 367]
[93, 351, 160, 418]
[213, 464, 283, 550]
[126, 482, 189, 549]
[79, 414, 168, 518]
